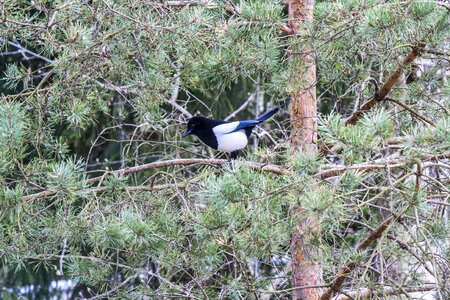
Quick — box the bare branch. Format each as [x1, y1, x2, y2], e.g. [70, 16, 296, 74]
[225, 93, 254, 121]
[0, 38, 54, 64]
[166, 61, 193, 118]
[163, 1, 219, 8]
[386, 97, 435, 127]
[345, 44, 424, 125]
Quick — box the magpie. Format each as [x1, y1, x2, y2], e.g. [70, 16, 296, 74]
[182, 99, 289, 159]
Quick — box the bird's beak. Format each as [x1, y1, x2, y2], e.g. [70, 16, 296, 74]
[182, 128, 193, 138]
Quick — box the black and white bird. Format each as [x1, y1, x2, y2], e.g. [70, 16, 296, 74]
[182, 99, 289, 159]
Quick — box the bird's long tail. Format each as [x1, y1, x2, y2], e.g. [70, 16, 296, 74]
[256, 98, 290, 123]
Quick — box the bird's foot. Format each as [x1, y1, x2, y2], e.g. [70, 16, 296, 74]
[228, 151, 241, 173]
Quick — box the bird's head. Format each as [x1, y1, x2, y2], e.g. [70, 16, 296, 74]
[182, 116, 205, 138]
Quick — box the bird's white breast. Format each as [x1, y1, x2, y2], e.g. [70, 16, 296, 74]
[215, 131, 248, 152]
[212, 122, 249, 152]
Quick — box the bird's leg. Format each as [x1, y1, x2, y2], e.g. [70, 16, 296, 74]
[228, 151, 240, 173]
[229, 150, 240, 161]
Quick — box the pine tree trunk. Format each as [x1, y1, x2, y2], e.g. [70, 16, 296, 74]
[288, 0, 324, 299]
[288, 0, 317, 152]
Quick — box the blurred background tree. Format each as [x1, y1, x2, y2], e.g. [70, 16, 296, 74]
[0, 0, 448, 299]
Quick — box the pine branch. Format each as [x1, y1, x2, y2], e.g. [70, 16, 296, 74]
[163, 1, 218, 8]
[320, 216, 395, 300]
[345, 44, 424, 125]
[166, 59, 192, 118]
[345, 8, 449, 125]
[315, 151, 450, 179]
[332, 284, 437, 300]
[22, 151, 450, 202]
[85, 159, 290, 184]
[86, 275, 137, 300]
[22, 159, 290, 201]
[433, 1, 450, 11]
[225, 93, 254, 121]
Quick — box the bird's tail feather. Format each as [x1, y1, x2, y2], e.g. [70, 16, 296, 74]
[256, 98, 290, 123]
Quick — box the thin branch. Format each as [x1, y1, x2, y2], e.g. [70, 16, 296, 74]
[316, 151, 450, 179]
[85, 182, 199, 195]
[23, 190, 57, 202]
[0, 39, 54, 64]
[426, 199, 450, 206]
[163, 1, 219, 8]
[93, 79, 129, 94]
[166, 61, 192, 118]
[386, 234, 435, 276]
[2, 19, 46, 29]
[57, 238, 67, 276]
[22, 151, 450, 202]
[386, 97, 435, 127]
[315, 161, 405, 179]
[429, 1, 450, 11]
[345, 43, 424, 125]
[86, 275, 137, 300]
[86, 154, 162, 168]
[260, 261, 292, 299]
[225, 93, 254, 121]
[0, 50, 21, 56]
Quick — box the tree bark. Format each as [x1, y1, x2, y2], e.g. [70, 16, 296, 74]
[289, 0, 317, 153]
[288, 0, 324, 299]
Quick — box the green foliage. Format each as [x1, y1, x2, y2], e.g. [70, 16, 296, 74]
[403, 116, 450, 156]
[197, 164, 294, 258]
[337, 171, 363, 192]
[289, 149, 324, 175]
[66, 256, 112, 286]
[0, 102, 28, 175]
[2, 64, 25, 91]
[319, 108, 395, 163]
[45, 158, 86, 200]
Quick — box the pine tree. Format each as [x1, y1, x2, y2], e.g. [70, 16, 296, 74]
[0, 0, 449, 299]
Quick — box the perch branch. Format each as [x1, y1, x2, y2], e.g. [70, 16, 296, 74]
[22, 159, 290, 201]
[22, 151, 450, 202]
